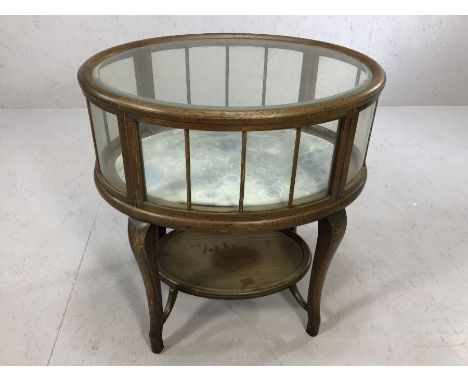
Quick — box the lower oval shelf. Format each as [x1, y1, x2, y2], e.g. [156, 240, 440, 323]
[157, 229, 311, 299]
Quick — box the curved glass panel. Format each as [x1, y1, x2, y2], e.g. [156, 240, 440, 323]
[121, 124, 337, 208]
[315, 56, 358, 99]
[136, 124, 187, 207]
[228, 46, 264, 106]
[244, 130, 296, 208]
[93, 38, 372, 109]
[347, 102, 377, 183]
[293, 122, 337, 206]
[89, 103, 126, 193]
[189, 46, 226, 106]
[98, 57, 137, 96]
[151, 49, 187, 103]
[190, 131, 241, 207]
[265, 48, 303, 106]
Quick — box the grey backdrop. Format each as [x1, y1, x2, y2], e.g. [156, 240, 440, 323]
[1, 15, 467, 108]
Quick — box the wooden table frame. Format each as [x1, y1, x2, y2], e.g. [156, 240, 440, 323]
[78, 33, 385, 353]
[128, 209, 346, 354]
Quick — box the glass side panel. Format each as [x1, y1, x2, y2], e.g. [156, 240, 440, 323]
[318, 120, 339, 132]
[228, 46, 265, 107]
[243, 130, 296, 208]
[358, 70, 369, 86]
[293, 123, 337, 206]
[98, 56, 137, 96]
[89, 103, 126, 193]
[347, 102, 377, 183]
[123, 123, 339, 209]
[138, 124, 187, 207]
[189, 46, 226, 106]
[190, 131, 242, 207]
[315, 56, 358, 100]
[152, 48, 188, 103]
[93, 38, 372, 109]
[265, 48, 303, 106]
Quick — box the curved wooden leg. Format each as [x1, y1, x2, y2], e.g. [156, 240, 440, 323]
[306, 209, 347, 336]
[128, 218, 165, 353]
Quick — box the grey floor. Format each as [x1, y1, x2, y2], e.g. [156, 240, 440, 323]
[1, 107, 467, 365]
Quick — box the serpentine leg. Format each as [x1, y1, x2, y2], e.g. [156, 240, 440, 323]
[306, 209, 347, 336]
[128, 218, 165, 353]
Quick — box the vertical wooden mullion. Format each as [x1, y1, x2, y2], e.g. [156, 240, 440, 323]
[134, 49, 156, 99]
[261, 47, 269, 106]
[184, 129, 192, 211]
[102, 110, 111, 145]
[288, 127, 302, 208]
[341, 110, 360, 195]
[328, 117, 348, 199]
[238, 131, 248, 212]
[354, 70, 362, 88]
[86, 100, 102, 173]
[185, 47, 191, 104]
[329, 109, 359, 199]
[362, 100, 379, 165]
[298, 50, 319, 102]
[118, 113, 145, 207]
[225, 45, 229, 107]
[183, 48, 192, 210]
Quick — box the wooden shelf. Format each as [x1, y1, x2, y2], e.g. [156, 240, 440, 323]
[157, 229, 311, 299]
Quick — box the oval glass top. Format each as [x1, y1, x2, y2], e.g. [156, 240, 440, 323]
[92, 37, 372, 110]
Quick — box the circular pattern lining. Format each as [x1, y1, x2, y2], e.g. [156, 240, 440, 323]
[115, 129, 334, 206]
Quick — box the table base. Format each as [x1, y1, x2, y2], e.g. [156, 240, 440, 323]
[128, 209, 347, 354]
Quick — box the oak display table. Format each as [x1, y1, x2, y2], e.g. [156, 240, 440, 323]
[78, 33, 385, 353]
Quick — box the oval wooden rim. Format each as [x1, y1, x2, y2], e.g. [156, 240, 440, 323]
[78, 33, 386, 127]
[157, 229, 312, 300]
[94, 165, 367, 231]
[82, 34, 384, 231]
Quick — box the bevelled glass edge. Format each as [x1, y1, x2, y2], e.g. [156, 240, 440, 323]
[90, 39, 374, 111]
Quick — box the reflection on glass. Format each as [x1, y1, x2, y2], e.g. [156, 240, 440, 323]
[293, 124, 337, 205]
[132, 124, 187, 206]
[347, 102, 377, 183]
[89, 103, 126, 193]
